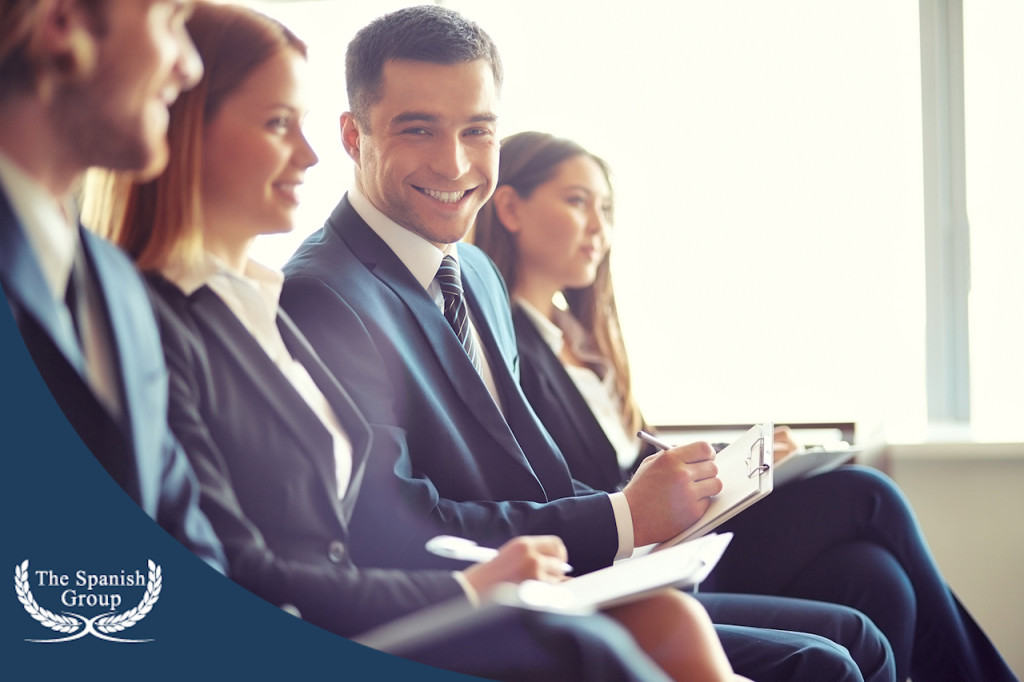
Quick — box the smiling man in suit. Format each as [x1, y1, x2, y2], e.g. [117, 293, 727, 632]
[282, 6, 894, 681]
[0, 0, 223, 569]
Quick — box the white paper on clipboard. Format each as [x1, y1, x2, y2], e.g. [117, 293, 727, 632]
[652, 422, 774, 551]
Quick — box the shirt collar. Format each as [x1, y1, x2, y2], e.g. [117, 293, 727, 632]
[162, 251, 285, 314]
[514, 297, 565, 355]
[348, 183, 456, 291]
[515, 297, 607, 375]
[0, 149, 79, 300]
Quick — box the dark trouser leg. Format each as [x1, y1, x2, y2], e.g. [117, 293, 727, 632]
[714, 465, 1015, 682]
[698, 591, 894, 682]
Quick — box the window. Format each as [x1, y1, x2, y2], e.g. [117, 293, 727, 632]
[248, 0, 1018, 443]
[964, 0, 1024, 441]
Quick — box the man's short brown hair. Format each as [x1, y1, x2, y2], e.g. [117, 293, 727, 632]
[345, 5, 502, 128]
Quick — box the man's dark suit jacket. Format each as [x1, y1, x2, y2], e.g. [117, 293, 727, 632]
[282, 196, 618, 575]
[511, 307, 636, 494]
[279, 197, 909, 682]
[147, 274, 674, 682]
[0, 188, 224, 570]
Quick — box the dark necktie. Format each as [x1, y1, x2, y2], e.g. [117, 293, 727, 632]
[64, 252, 85, 345]
[61, 244, 121, 417]
[436, 255, 482, 374]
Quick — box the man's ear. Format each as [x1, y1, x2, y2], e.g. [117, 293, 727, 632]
[340, 112, 362, 166]
[35, 0, 99, 86]
[491, 185, 523, 234]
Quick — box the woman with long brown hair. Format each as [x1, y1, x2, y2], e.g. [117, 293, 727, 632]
[475, 129, 1015, 682]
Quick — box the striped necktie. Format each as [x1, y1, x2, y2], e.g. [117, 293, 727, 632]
[436, 255, 482, 374]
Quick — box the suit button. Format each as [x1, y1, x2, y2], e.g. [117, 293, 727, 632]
[327, 541, 346, 564]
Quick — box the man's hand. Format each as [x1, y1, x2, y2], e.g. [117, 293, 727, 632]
[622, 442, 722, 547]
[461, 536, 570, 597]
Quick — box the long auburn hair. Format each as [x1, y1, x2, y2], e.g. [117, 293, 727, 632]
[473, 131, 646, 436]
[87, 1, 306, 271]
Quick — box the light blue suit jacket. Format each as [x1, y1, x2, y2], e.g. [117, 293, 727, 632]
[0, 187, 224, 570]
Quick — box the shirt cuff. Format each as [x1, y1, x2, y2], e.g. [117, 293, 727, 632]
[608, 491, 635, 561]
[451, 571, 479, 607]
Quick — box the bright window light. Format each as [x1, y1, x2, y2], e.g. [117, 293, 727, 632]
[244, 1, 1018, 443]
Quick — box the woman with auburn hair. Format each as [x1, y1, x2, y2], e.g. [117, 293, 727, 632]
[91, 4, 751, 681]
[474, 129, 1016, 682]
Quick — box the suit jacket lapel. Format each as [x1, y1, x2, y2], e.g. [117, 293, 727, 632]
[514, 307, 624, 490]
[187, 287, 342, 502]
[337, 207, 521, 451]
[277, 309, 372, 518]
[0, 193, 85, 372]
[1, 198, 139, 500]
[78, 229, 155, 489]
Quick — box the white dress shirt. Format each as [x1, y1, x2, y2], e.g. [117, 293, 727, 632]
[162, 253, 353, 499]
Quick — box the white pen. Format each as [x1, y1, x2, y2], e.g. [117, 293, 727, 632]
[637, 429, 674, 451]
[425, 535, 574, 573]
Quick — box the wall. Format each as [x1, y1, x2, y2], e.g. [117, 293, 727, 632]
[879, 442, 1024, 678]
[660, 428, 1024, 675]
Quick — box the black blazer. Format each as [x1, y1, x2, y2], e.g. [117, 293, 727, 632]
[146, 275, 464, 637]
[512, 307, 635, 494]
[0, 188, 224, 569]
[282, 197, 618, 574]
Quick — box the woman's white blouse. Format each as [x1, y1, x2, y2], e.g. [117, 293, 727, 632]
[163, 254, 353, 499]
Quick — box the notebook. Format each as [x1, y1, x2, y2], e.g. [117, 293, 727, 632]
[354, 533, 735, 653]
[505, 532, 734, 613]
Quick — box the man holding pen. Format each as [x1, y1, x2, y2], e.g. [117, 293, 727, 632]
[283, 6, 893, 680]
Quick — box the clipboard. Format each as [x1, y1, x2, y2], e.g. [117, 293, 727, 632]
[502, 532, 735, 613]
[773, 446, 858, 486]
[651, 423, 774, 551]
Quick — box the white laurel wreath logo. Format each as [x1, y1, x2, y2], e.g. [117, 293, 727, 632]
[14, 559, 162, 643]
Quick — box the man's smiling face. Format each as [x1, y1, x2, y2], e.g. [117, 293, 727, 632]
[342, 58, 499, 247]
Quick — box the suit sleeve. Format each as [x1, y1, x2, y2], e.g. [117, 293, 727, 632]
[153, 429, 228, 572]
[149, 287, 467, 637]
[282, 275, 619, 574]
